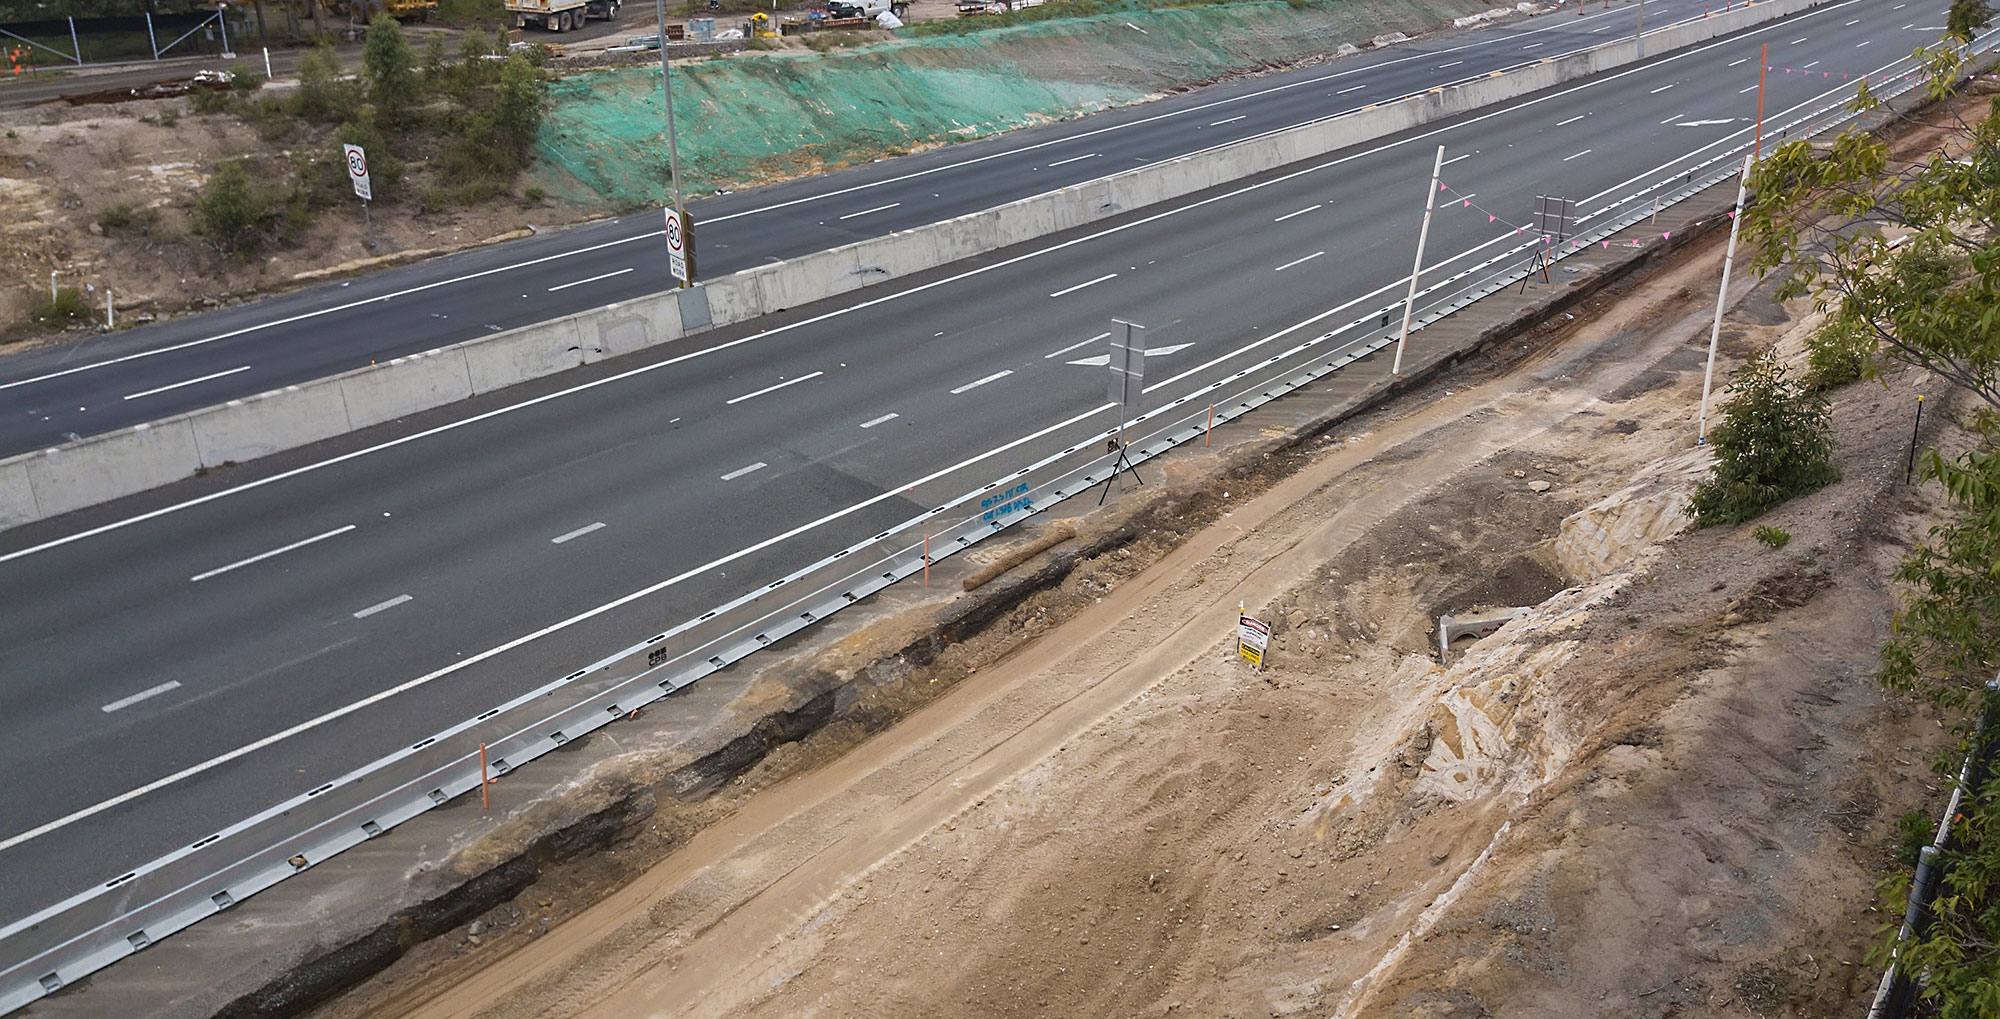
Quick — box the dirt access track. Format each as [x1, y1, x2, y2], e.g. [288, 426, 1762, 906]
[303, 192, 1958, 1018]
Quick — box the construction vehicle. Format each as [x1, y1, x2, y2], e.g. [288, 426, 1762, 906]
[329, 0, 440, 21]
[508, 0, 620, 32]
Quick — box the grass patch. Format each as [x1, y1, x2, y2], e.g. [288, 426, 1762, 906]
[29, 286, 89, 327]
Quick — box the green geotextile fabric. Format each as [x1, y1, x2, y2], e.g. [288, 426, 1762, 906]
[532, 0, 1493, 207]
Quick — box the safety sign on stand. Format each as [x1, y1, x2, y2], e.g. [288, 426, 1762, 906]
[1237, 610, 1270, 670]
[343, 144, 371, 201]
[665, 207, 689, 285]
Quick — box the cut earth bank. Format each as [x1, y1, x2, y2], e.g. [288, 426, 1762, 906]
[0, 0, 1499, 338]
[302, 201, 1960, 1018]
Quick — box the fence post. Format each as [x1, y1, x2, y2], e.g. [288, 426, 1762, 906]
[146, 12, 158, 59]
[67, 17, 80, 66]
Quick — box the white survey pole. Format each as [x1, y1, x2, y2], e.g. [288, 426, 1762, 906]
[1699, 151, 1755, 444]
[263, 45, 271, 79]
[1393, 144, 1446, 375]
[105, 289, 113, 330]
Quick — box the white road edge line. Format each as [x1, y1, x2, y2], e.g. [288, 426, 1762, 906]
[859, 412, 900, 428]
[726, 371, 824, 405]
[546, 267, 635, 292]
[950, 370, 1014, 395]
[189, 525, 355, 583]
[101, 681, 182, 714]
[1274, 203, 1323, 221]
[551, 522, 606, 544]
[1046, 333, 1112, 358]
[720, 462, 768, 481]
[1274, 251, 1326, 272]
[837, 202, 902, 220]
[122, 365, 255, 401]
[353, 594, 413, 619]
[1049, 273, 1118, 298]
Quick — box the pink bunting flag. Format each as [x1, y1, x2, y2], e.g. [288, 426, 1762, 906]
[1663, 232, 1671, 239]
[1463, 199, 1470, 207]
[1489, 214, 1496, 222]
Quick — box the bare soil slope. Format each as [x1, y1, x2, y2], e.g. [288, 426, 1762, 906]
[311, 216, 1952, 1019]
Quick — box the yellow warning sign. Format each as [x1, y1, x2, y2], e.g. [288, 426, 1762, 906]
[1237, 613, 1270, 669]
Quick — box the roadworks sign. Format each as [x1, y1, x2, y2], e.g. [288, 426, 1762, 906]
[1237, 612, 1270, 669]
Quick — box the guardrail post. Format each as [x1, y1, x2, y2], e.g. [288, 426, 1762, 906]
[479, 743, 490, 808]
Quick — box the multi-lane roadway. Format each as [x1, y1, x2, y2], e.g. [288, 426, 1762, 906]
[9, 0, 1751, 456]
[0, 0, 1958, 949]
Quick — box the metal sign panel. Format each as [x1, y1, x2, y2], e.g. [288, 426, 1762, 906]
[1237, 613, 1269, 668]
[1107, 319, 1145, 411]
[665, 207, 689, 285]
[343, 144, 371, 201]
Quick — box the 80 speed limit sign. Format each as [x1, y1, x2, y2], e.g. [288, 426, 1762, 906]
[665, 207, 689, 284]
[343, 143, 372, 201]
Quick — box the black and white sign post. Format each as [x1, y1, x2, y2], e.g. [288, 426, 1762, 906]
[343, 142, 372, 228]
[1098, 318, 1147, 504]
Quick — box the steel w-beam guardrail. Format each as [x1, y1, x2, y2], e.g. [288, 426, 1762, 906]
[2, 27, 1988, 1018]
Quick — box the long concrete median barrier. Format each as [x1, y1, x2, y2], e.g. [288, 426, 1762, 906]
[0, 0, 1830, 532]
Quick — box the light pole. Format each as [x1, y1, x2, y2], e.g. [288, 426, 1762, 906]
[654, 0, 692, 287]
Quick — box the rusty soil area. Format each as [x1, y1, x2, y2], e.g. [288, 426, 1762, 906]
[293, 199, 1961, 1019]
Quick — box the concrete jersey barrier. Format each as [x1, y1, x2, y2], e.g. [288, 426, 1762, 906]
[0, 0, 1827, 532]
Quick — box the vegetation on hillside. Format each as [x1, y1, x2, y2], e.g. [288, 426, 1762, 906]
[192, 16, 548, 255]
[1740, 11, 2000, 1009]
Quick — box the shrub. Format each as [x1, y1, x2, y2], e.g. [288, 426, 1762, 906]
[190, 86, 233, 114]
[1803, 311, 1879, 392]
[363, 14, 419, 121]
[229, 62, 264, 95]
[423, 34, 449, 80]
[1752, 525, 1792, 549]
[490, 54, 547, 161]
[29, 285, 88, 327]
[195, 159, 271, 254]
[97, 202, 135, 230]
[523, 184, 545, 202]
[295, 42, 360, 123]
[1687, 352, 1841, 527]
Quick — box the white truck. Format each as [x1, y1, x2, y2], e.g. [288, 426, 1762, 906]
[827, 0, 909, 19]
[508, 0, 620, 32]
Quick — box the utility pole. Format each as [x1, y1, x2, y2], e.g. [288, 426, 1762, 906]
[655, 0, 693, 287]
[1393, 145, 1445, 376]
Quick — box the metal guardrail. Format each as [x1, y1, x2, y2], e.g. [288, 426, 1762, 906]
[0, 30, 1981, 1018]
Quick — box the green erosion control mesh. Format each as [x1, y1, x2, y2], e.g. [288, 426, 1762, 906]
[534, 0, 1497, 208]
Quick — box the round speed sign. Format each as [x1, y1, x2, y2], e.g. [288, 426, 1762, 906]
[346, 148, 368, 180]
[664, 209, 685, 254]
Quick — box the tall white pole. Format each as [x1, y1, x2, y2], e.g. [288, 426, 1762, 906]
[656, 0, 690, 287]
[1699, 151, 1755, 444]
[1393, 144, 1446, 376]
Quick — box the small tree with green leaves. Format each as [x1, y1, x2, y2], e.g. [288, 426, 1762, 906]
[490, 54, 546, 162]
[1686, 352, 1840, 527]
[195, 159, 271, 255]
[362, 14, 419, 121]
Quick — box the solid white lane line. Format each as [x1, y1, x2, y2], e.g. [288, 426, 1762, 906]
[1209, 115, 1247, 126]
[859, 412, 900, 428]
[1438, 60, 1463, 68]
[1522, 42, 1542, 50]
[1856, 39, 1871, 46]
[1728, 57, 1749, 66]
[0, 232, 659, 393]
[1563, 149, 1592, 161]
[1649, 83, 1677, 93]
[1049, 273, 1118, 298]
[1844, 18, 1860, 25]
[190, 525, 355, 582]
[1047, 152, 1101, 166]
[1335, 84, 1367, 94]
[1274, 203, 1323, 221]
[726, 371, 824, 405]
[1046, 332, 1111, 358]
[121, 365, 254, 401]
[101, 681, 182, 714]
[1740, 84, 1760, 92]
[1556, 114, 1586, 126]
[353, 594, 413, 619]
[546, 267, 635, 292]
[2, 0, 1880, 573]
[950, 370, 1014, 395]
[1442, 152, 1473, 166]
[1803, 60, 1820, 68]
[837, 202, 902, 220]
[720, 462, 768, 481]
[1676, 119, 1737, 127]
[551, 521, 606, 544]
[1274, 251, 1325, 272]
[1790, 35, 1808, 43]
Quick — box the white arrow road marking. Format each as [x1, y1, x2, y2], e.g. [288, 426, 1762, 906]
[1068, 342, 1194, 366]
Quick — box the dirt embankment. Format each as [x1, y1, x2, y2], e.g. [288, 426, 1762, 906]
[299, 204, 1956, 1019]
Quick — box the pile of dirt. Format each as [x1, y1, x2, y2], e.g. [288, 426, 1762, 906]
[296, 198, 1954, 1019]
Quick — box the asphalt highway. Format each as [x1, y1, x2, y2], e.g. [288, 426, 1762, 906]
[3, 0, 1746, 458]
[0, 0, 1949, 938]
